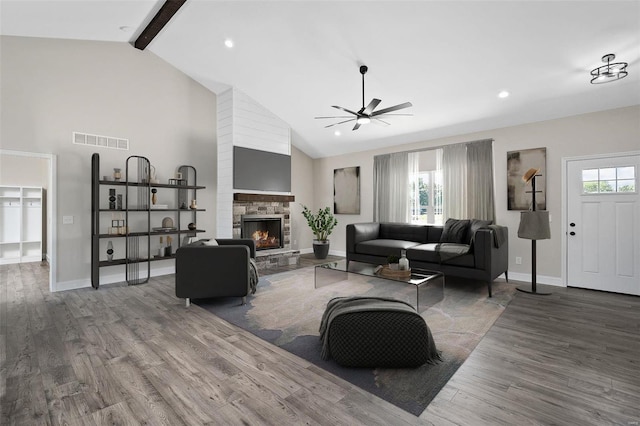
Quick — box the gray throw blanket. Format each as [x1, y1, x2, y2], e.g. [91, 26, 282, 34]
[435, 243, 470, 262]
[249, 258, 259, 294]
[488, 224, 506, 248]
[319, 296, 442, 364]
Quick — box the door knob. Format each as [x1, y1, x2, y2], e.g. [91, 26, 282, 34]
[570, 231, 576, 236]
[570, 223, 575, 227]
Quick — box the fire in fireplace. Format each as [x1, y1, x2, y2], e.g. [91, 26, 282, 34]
[241, 214, 284, 250]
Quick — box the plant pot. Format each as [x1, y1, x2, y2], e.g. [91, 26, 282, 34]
[312, 239, 330, 259]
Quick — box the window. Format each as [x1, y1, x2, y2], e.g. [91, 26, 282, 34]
[410, 170, 443, 225]
[582, 166, 636, 194]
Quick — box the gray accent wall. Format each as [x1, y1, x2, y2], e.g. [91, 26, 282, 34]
[315, 105, 640, 284]
[0, 35, 217, 289]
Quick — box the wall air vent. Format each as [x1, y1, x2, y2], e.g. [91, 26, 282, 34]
[73, 132, 129, 151]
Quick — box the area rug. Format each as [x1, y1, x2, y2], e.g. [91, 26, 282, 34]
[196, 266, 515, 416]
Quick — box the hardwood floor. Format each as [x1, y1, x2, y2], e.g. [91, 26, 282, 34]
[1, 258, 639, 425]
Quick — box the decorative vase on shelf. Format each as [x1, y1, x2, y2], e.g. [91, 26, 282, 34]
[189, 199, 197, 210]
[149, 165, 159, 184]
[188, 223, 196, 230]
[113, 168, 122, 181]
[158, 237, 164, 257]
[165, 236, 173, 256]
[106, 241, 114, 262]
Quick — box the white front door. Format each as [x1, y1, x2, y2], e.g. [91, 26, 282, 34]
[566, 153, 640, 295]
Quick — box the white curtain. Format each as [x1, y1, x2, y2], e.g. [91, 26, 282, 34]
[442, 143, 467, 220]
[467, 139, 495, 221]
[440, 139, 495, 221]
[373, 152, 418, 222]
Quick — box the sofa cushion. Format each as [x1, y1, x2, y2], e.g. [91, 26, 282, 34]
[406, 243, 441, 263]
[467, 219, 493, 244]
[407, 243, 475, 267]
[356, 239, 421, 258]
[427, 226, 443, 243]
[379, 223, 429, 243]
[440, 219, 470, 244]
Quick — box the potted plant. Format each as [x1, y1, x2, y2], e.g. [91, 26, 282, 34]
[387, 255, 400, 270]
[301, 205, 338, 259]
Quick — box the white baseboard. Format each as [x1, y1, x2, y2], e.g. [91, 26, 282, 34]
[329, 249, 346, 257]
[54, 266, 176, 292]
[506, 272, 564, 287]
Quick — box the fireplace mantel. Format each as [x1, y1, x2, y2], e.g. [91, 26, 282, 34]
[233, 193, 295, 202]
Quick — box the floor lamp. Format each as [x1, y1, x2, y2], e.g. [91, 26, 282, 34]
[517, 168, 551, 295]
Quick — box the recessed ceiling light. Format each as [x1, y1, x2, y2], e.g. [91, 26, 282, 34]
[334, 130, 341, 136]
[224, 39, 234, 48]
[498, 91, 510, 98]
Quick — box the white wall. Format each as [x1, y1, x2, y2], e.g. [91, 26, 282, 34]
[0, 155, 49, 187]
[290, 144, 315, 251]
[0, 36, 217, 289]
[312, 105, 640, 283]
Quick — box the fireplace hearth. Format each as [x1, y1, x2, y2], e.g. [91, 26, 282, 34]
[241, 214, 284, 251]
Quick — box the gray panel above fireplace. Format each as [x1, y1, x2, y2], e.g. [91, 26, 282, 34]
[233, 146, 291, 192]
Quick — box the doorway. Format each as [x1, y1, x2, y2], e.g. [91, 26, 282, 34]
[0, 150, 57, 292]
[564, 152, 640, 295]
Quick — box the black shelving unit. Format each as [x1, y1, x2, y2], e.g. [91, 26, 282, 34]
[91, 153, 206, 289]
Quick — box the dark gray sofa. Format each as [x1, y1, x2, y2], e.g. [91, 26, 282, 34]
[346, 222, 508, 297]
[175, 238, 256, 307]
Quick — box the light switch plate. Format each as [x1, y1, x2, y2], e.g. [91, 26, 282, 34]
[63, 215, 73, 225]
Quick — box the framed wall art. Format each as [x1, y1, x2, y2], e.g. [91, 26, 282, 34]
[333, 166, 360, 214]
[507, 147, 546, 210]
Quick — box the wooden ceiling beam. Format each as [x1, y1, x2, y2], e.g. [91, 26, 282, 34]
[134, 0, 187, 50]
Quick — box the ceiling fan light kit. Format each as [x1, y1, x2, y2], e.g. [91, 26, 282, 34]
[590, 53, 628, 84]
[315, 65, 413, 131]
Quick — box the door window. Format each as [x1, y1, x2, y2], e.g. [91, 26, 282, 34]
[582, 166, 636, 194]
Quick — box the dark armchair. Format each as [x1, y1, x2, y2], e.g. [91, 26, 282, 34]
[175, 238, 256, 307]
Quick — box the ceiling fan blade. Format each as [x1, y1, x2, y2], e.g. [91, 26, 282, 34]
[371, 102, 413, 116]
[332, 105, 359, 115]
[314, 116, 355, 119]
[373, 118, 390, 126]
[324, 118, 356, 128]
[376, 113, 413, 117]
[362, 98, 381, 115]
[352, 122, 361, 131]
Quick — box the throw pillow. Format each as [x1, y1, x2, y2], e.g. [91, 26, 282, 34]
[440, 219, 471, 244]
[202, 239, 218, 246]
[467, 219, 493, 244]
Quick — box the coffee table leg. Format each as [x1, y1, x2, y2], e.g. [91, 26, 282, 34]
[415, 273, 445, 312]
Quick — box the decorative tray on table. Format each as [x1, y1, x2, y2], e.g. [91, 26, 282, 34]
[376, 265, 412, 279]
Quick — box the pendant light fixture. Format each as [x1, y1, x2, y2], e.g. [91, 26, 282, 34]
[590, 53, 628, 84]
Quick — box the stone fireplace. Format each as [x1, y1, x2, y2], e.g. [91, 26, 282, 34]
[233, 193, 299, 271]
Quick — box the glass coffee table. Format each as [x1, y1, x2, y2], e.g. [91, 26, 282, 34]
[315, 260, 444, 312]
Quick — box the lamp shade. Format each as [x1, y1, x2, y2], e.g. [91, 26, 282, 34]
[518, 211, 551, 240]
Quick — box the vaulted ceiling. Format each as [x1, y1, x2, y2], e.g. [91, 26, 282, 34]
[2, 1, 639, 158]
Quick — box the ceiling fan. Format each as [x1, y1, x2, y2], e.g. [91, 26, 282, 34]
[315, 65, 413, 131]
